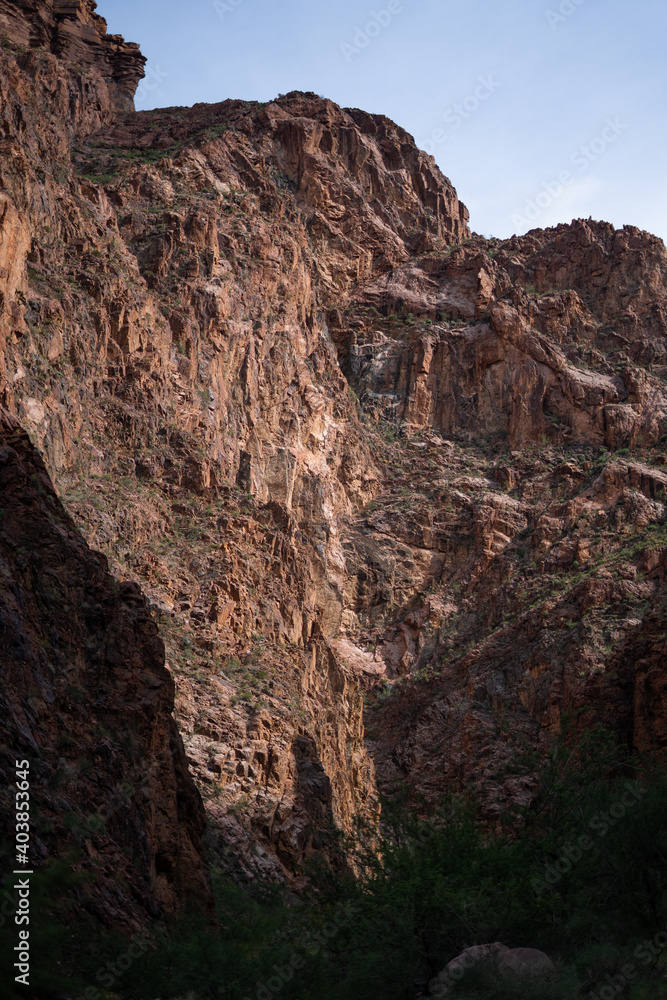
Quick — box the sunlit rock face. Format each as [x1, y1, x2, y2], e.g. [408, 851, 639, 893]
[0, 0, 146, 116]
[1, 0, 666, 894]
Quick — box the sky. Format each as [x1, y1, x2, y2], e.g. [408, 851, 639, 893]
[97, 0, 667, 243]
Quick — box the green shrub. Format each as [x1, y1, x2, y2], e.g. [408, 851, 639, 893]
[12, 727, 667, 999]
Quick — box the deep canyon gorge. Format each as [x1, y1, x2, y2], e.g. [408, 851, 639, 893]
[0, 3, 666, 997]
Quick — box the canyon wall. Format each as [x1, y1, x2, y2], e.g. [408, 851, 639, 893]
[0, 409, 210, 923]
[0, 0, 666, 897]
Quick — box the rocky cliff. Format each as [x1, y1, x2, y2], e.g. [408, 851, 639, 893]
[0, 409, 210, 924]
[340, 222, 667, 817]
[0, 0, 665, 897]
[0, 0, 145, 116]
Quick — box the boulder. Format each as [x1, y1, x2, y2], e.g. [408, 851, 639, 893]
[428, 942, 556, 996]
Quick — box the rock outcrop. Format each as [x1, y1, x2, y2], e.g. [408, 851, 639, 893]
[336, 222, 667, 818]
[0, 0, 145, 116]
[0, 409, 210, 924]
[339, 222, 667, 449]
[0, 0, 666, 895]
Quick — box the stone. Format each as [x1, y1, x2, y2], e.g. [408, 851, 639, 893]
[428, 942, 556, 996]
[1, 1, 667, 898]
[0, 408, 211, 924]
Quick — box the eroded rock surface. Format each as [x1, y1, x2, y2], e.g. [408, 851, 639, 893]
[0, 2, 666, 891]
[0, 409, 210, 924]
[0, 0, 145, 115]
[337, 225, 667, 818]
[340, 222, 667, 449]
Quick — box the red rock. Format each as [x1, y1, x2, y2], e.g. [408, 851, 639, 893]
[1, 2, 667, 889]
[0, 409, 211, 923]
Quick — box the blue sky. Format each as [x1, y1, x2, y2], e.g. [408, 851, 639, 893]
[97, 0, 667, 243]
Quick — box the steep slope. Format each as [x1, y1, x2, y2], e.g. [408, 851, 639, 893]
[0, 0, 665, 890]
[0, 408, 210, 924]
[0, 5, 465, 876]
[337, 223, 667, 815]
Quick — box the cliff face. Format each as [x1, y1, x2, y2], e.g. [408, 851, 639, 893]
[0, 2, 206, 926]
[343, 222, 667, 449]
[0, 0, 145, 116]
[0, 1, 666, 892]
[336, 219, 667, 684]
[0, 409, 210, 923]
[339, 223, 667, 817]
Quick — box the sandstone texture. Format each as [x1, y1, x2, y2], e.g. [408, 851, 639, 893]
[0, 0, 666, 894]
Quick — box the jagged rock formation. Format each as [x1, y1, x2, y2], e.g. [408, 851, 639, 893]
[343, 222, 667, 448]
[0, 0, 145, 115]
[335, 222, 667, 817]
[0, 409, 210, 924]
[0, 0, 666, 893]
